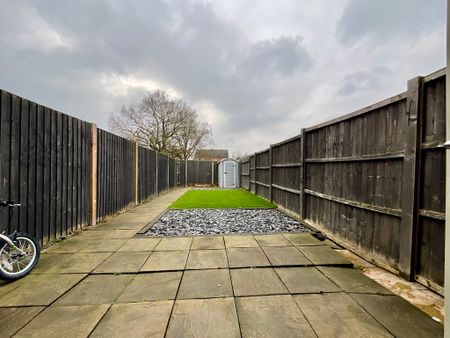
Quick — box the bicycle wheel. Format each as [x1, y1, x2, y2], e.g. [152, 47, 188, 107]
[0, 233, 40, 281]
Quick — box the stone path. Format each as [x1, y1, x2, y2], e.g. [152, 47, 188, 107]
[0, 188, 443, 337]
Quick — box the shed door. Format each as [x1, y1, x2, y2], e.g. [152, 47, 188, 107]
[224, 162, 236, 188]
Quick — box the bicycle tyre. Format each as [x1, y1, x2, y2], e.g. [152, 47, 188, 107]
[0, 233, 40, 281]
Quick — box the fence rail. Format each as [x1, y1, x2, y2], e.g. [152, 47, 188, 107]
[0, 89, 217, 246]
[240, 68, 446, 295]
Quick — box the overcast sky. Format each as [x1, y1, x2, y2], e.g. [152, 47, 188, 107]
[0, 0, 445, 154]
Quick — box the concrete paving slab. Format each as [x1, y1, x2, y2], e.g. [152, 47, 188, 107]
[177, 269, 233, 299]
[236, 295, 316, 338]
[231, 268, 288, 296]
[0, 306, 44, 338]
[94, 214, 153, 227]
[318, 267, 392, 294]
[117, 272, 182, 303]
[78, 229, 138, 239]
[118, 238, 161, 251]
[351, 293, 443, 338]
[14, 304, 109, 338]
[141, 251, 189, 271]
[44, 238, 90, 253]
[94, 252, 151, 273]
[262, 246, 312, 266]
[227, 247, 271, 268]
[254, 234, 292, 247]
[297, 245, 352, 265]
[293, 293, 391, 337]
[283, 233, 323, 246]
[90, 301, 173, 338]
[33, 253, 112, 274]
[0, 274, 85, 306]
[191, 236, 225, 250]
[186, 249, 228, 269]
[155, 237, 193, 251]
[0, 279, 25, 298]
[275, 267, 342, 294]
[224, 235, 259, 248]
[166, 298, 240, 338]
[55, 274, 133, 305]
[78, 239, 128, 253]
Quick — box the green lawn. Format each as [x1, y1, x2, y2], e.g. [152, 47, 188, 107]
[170, 189, 276, 209]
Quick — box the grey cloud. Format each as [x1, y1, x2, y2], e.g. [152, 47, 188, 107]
[337, 0, 444, 45]
[338, 67, 392, 95]
[30, 0, 314, 133]
[238, 36, 313, 79]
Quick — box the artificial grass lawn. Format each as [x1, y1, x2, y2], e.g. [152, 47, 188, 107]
[170, 189, 276, 209]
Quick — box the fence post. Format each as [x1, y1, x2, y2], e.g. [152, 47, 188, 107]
[398, 76, 424, 280]
[269, 146, 273, 202]
[89, 123, 97, 226]
[134, 142, 139, 205]
[300, 129, 306, 220]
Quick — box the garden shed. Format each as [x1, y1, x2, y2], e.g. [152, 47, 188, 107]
[217, 158, 239, 188]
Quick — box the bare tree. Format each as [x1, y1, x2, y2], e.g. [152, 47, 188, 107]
[109, 90, 212, 159]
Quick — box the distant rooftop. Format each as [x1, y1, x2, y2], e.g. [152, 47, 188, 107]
[195, 148, 229, 161]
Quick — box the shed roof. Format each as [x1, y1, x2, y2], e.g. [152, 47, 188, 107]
[217, 157, 239, 164]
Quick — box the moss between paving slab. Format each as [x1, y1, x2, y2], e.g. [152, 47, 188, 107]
[170, 189, 276, 209]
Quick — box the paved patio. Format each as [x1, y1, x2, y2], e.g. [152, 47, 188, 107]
[0, 188, 443, 337]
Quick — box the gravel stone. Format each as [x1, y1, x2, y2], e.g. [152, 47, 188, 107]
[145, 209, 310, 236]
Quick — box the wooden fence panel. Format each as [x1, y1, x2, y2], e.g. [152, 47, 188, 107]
[415, 70, 446, 293]
[271, 135, 302, 216]
[240, 157, 250, 190]
[249, 155, 256, 193]
[179, 160, 186, 186]
[138, 146, 157, 203]
[0, 90, 91, 245]
[303, 95, 408, 272]
[158, 154, 169, 194]
[255, 149, 270, 200]
[96, 129, 134, 221]
[169, 157, 176, 188]
[186, 160, 215, 186]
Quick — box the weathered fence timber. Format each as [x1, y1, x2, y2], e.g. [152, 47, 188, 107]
[240, 68, 446, 294]
[0, 91, 92, 243]
[96, 129, 135, 221]
[186, 160, 214, 186]
[0, 89, 217, 246]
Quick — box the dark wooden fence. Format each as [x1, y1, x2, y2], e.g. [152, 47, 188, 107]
[186, 160, 215, 186]
[138, 146, 157, 203]
[0, 90, 91, 243]
[96, 129, 135, 221]
[0, 90, 217, 246]
[240, 68, 446, 294]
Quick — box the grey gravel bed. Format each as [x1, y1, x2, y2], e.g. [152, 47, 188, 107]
[145, 208, 310, 236]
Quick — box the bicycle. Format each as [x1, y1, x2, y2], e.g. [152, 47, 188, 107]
[0, 201, 40, 281]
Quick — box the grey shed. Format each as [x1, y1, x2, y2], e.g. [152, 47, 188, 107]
[217, 158, 239, 188]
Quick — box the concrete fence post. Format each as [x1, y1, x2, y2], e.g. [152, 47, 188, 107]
[398, 76, 424, 280]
